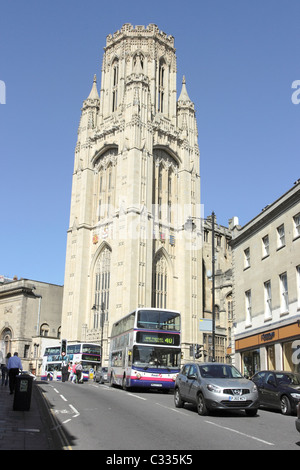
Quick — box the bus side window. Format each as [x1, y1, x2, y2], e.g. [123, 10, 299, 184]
[128, 350, 132, 367]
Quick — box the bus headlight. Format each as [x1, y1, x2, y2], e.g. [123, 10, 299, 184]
[136, 373, 141, 380]
[172, 374, 178, 381]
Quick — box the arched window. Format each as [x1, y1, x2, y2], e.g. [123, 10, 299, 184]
[158, 59, 165, 113]
[94, 247, 111, 328]
[153, 253, 168, 308]
[112, 59, 119, 112]
[95, 148, 117, 223]
[1, 328, 12, 356]
[153, 149, 178, 226]
[40, 323, 50, 337]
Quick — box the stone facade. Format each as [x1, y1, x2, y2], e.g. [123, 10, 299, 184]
[61, 24, 203, 363]
[0, 278, 63, 373]
[202, 216, 233, 362]
[230, 181, 300, 375]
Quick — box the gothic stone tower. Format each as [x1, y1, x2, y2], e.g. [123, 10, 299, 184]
[61, 24, 202, 363]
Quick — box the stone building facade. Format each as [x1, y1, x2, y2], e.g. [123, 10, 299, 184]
[202, 216, 233, 362]
[0, 278, 63, 373]
[61, 24, 203, 363]
[230, 181, 300, 376]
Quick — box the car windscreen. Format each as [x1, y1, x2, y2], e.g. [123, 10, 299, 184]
[199, 364, 243, 379]
[275, 372, 300, 385]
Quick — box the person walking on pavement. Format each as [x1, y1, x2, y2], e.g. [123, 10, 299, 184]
[7, 352, 23, 394]
[71, 362, 77, 382]
[61, 352, 69, 382]
[75, 361, 83, 383]
[1, 352, 10, 386]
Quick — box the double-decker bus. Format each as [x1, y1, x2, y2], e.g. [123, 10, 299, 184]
[108, 308, 181, 391]
[41, 342, 101, 381]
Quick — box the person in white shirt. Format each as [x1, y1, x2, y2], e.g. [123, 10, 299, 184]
[7, 352, 23, 394]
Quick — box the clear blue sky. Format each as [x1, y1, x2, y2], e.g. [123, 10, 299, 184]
[0, 1, 299, 285]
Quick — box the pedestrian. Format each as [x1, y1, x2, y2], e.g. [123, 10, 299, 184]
[1, 353, 10, 386]
[68, 362, 73, 381]
[7, 352, 23, 394]
[71, 362, 77, 382]
[75, 361, 83, 383]
[61, 352, 69, 382]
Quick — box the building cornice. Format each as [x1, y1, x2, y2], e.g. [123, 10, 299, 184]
[231, 182, 300, 248]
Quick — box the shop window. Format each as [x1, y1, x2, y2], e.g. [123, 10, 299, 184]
[242, 349, 260, 377]
[267, 344, 275, 370]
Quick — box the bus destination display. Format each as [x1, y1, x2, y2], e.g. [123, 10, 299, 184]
[136, 331, 180, 346]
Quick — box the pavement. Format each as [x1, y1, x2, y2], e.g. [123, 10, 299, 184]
[0, 378, 60, 450]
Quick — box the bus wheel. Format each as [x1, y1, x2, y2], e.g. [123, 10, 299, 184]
[122, 376, 128, 391]
[109, 374, 115, 388]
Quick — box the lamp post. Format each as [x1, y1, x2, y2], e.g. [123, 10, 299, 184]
[92, 302, 105, 366]
[211, 211, 216, 362]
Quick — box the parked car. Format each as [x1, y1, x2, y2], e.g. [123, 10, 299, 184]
[94, 367, 108, 384]
[251, 370, 300, 415]
[174, 362, 259, 416]
[296, 402, 300, 433]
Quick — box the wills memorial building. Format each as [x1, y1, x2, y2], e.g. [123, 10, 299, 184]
[61, 24, 202, 363]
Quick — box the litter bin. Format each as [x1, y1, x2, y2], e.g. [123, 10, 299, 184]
[13, 374, 33, 411]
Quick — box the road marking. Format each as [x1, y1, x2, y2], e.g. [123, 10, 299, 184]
[128, 393, 147, 401]
[60, 394, 68, 402]
[155, 403, 187, 414]
[204, 420, 275, 446]
[69, 404, 80, 418]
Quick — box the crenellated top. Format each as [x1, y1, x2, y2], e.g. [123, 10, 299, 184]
[105, 23, 175, 49]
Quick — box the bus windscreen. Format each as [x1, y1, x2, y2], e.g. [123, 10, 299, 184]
[136, 310, 180, 331]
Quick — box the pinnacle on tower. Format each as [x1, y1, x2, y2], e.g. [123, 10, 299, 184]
[178, 76, 192, 102]
[87, 74, 100, 101]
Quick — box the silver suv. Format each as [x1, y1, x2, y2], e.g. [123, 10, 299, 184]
[174, 362, 259, 416]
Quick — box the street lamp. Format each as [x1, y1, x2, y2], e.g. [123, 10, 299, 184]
[183, 213, 215, 361]
[211, 211, 216, 362]
[92, 302, 105, 366]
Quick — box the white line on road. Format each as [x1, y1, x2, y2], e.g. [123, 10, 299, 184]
[204, 420, 275, 446]
[60, 395, 68, 402]
[69, 404, 80, 418]
[155, 403, 187, 414]
[128, 393, 147, 401]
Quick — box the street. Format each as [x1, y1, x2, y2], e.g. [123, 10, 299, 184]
[37, 380, 300, 451]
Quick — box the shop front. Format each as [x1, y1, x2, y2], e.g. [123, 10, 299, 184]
[235, 321, 300, 375]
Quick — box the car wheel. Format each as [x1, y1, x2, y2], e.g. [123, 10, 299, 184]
[245, 408, 258, 417]
[197, 393, 209, 416]
[280, 395, 292, 415]
[174, 388, 184, 408]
